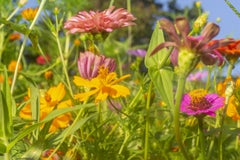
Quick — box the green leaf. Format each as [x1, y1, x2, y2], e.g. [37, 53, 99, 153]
[144, 22, 174, 112]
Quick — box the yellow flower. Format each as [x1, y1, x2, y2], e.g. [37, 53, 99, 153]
[8, 60, 22, 72]
[226, 96, 240, 120]
[19, 83, 72, 132]
[73, 67, 130, 103]
[21, 7, 38, 21]
[44, 70, 53, 80]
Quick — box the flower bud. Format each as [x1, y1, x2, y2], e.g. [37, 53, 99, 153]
[193, 13, 208, 34]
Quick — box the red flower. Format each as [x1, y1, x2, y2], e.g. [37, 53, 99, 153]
[36, 55, 50, 65]
[64, 6, 136, 34]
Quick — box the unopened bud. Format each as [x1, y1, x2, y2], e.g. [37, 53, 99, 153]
[193, 12, 208, 33]
[195, 1, 201, 8]
[18, 0, 28, 7]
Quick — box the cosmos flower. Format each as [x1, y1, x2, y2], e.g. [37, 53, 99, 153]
[151, 17, 232, 75]
[21, 7, 38, 21]
[180, 89, 224, 117]
[8, 60, 22, 72]
[218, 77, 240, 120]
[127, 49, 147, 57]
[73, 67, 130, 103]
[19, 83, 72, 133]
[78, 51, 116, 80]
[64, 6, 136, 34]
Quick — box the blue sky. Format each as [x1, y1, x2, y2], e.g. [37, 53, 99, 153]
[169, 0, 240, 39]
[26, 0, 240, 39]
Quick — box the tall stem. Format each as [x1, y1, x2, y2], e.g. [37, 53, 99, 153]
[174, 76, 190, 160]
[144, 81, 153, 160]
[198, 118, 206, 160]
[10, 0, 47, 94]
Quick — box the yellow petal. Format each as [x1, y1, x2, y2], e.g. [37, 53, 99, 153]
[47, 83, 66, 102]
[73, 76, 99, 88]
[74, 89, 99, 101]
[110, 85, 130, 98]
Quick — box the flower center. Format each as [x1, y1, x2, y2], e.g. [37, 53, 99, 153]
[188, 89, 211, 111]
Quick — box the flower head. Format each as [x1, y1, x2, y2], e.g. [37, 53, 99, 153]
[151, 17, 232, 76]
[19, 83, 72, 133]
[127, 49, 146, 57]
[78, 51, 116, 80]
[36, 55, 50, 65]
[9, 33, 21, 41]
[216, 39, 240, 63]
[181, 89, 224, 117]
[64, 6, 136, 34]
[8, 60, 22, 72]
[73, 67, 130, 103]
[21, 7, 38, 21]
[187, 71, 208, 81]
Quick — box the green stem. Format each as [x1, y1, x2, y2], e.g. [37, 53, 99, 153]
[226, 62, 234, 77]
[54, 14, 73, 97]
[174, 76, 191, 160]
[236, 120, 240, 150]
[224, 0, 240, 18]
[144, 81, 153, 160]
[109, 0, 115, 7]
[0, 6, 20, 29]
[205, 66, 212, 91]
[198, 118, 206, 160]
[10, 0, 47, 94]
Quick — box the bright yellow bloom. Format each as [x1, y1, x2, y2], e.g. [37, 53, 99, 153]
[19, 83, 72, 132]
[218, 77, 240, 120]
[73, 67, 130, 103]
[8, 60, 22, 72]
[21, 7, 38, 21]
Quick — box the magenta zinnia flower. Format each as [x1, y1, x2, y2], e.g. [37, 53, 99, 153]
[64, 6, 136, 34]
[180, 89, 224, 117]
[78, 51, 116, 80]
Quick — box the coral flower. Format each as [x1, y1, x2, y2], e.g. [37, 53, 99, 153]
[73, 67, 130, 103]
[19, 83, 72, 133]
[151, 17, 232, 76]
[21, 7, 38, 21]
[8, 60, 22, 72]
[180, 89, 224, 117]
[78, 51, 116, 80]
[64, 6, 136, 34]
[36, 55, 51, 65]
[216, 39, 240, 63]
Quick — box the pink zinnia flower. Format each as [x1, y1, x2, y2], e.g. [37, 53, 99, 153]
[78, 51, 116, 80]
[64, 6, 136, 34]
[151, 17, 233, 68]
[180, 89, 224, 117]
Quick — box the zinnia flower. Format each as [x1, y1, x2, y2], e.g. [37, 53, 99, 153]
[19, 83, 72, 133]
[151, 17, 232, 76]
[78, 51, 116, 80]
[216, 39, 240, 63]
[21, 7, 38, 21]
[180, 89, 224, 117]
[64, 6, 136, 34]
[73, 67, 130, 103]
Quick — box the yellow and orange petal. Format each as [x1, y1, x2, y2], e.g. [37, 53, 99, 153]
[44, 70, 53, 80]
[9, 33, 21, 41]
[226, 96, 240, 121]
[217, 77, 233, 96]
[73, 68, 130, 103]
[8, 60, 22, 72]
[21, 7, 38, 21]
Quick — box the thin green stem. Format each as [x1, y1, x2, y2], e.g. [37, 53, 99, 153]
[54, 14, 73, 97]
[226, 62, 234, 77]
[0, 6, 20, 29]
[144, 81, 153, 160]
[205, 66, 212, 91]
[198, 118, 206, 160]
[224, 0, 240, 18]
[109, 0, 115, 7]
[236, 120, 240, 150]
[174, 76, 191, 160]
[10, 0, 47, 94]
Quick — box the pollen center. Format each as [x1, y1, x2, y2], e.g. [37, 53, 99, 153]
[188, 89, 211, 111]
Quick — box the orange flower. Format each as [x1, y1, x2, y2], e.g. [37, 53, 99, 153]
[217, 39, 240, 63]
[9, 33, 21, 41]
[21, 7, 38, 21]
[19, 83, 72, 132]
[8, 60, 22, 72]
[44, 70, 53, 80]
[218, 77, 240, 120]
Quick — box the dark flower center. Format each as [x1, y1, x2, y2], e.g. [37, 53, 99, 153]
[187, 89, 211, 111]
